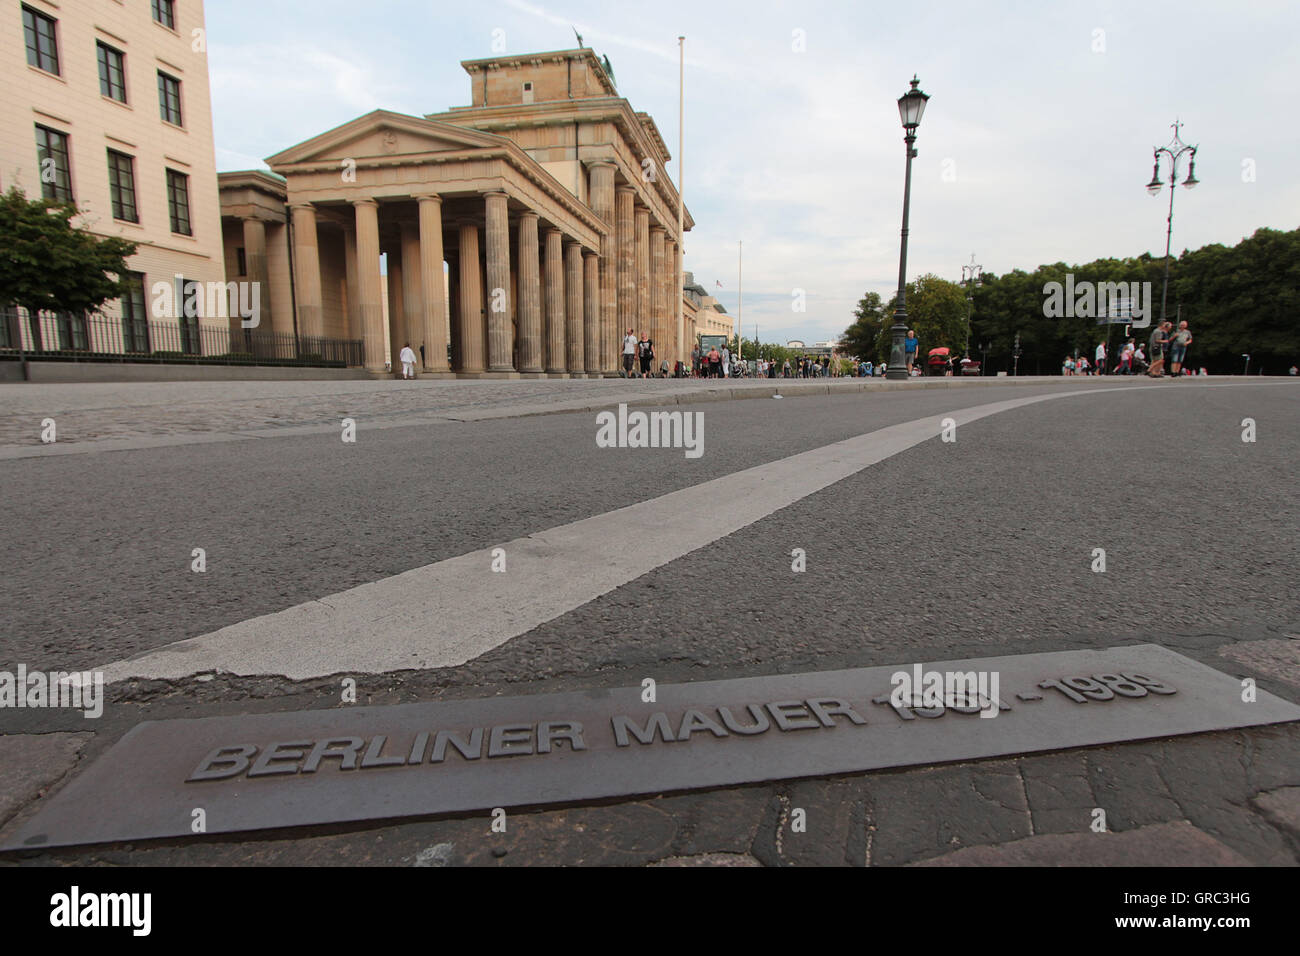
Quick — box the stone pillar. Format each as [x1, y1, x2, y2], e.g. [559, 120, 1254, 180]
[516, 211, 543, 374]
[635, 205, 650, 340]
[343, 226, 358, 342]
[387, 250, 405, 371]
[565, 240, 584, 375]
[400, 222, 423, 371]
[458, 223, 484, 373]
[650, 226, 666, 370]
[416, 195, 448, 371]
[588, 162, 617, 373]
[615, 185, 635, 352]
[583, 250, 600, 375]
[484, 191, 513, 371]
[543, 227, 565, 375]
[352, 199, 384, 372]
[290, 204, 323, 342]
[241, 218, 272, 335]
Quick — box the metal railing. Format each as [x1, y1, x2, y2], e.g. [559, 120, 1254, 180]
[0, 308, 362, 367]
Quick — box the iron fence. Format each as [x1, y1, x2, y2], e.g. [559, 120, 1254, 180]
[0, 308, 362, 367]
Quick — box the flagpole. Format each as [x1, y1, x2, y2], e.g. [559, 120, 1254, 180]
[737, 240, 743, 375]
[676, 36, 685, 370]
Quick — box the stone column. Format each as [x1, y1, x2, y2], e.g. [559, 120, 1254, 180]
[543, 227, 565, 375]
[400, 222, 424, 371]
[615, 185, 635, 352]
[635, 205, 650, 339]
[290, 204, 323, 343]
[343, 226, 358, 342]
[352, 199, 384, 372]
[416, 196, 448, 371]
[565, 240, 584, 375]
[588, 162, 617, 373]
[241, 218, 271, 335]
[458, 223, 484, 373]
[387, 250, 405, 372]
[484, 191, 513, 371]
[650, 225, 666, 369]
[583, 250, 600, 375]
[516, 211, 543, 374]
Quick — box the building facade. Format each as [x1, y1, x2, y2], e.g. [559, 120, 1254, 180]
[222, 48, 693, 376]
[2, 0, 227, 354]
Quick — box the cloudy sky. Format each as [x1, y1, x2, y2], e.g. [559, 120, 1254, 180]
[206, 0, 1299, 346]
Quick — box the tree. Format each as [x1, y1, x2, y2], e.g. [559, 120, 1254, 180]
[841, 291, 885, 359]
[0, 186, 137, 341]
[872, 274, 967, 361]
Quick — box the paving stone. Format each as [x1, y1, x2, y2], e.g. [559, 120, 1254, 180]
[650, 852, 762, 867]
[1216, 638, 1300, 689]
[911, 820, 1253, 866]
[862, 761, 1032, 866]
[0, 733, 93, 831]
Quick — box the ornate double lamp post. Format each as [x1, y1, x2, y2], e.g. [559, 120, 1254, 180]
[886, 76, 929, 380]
[1145, 120, 1199, 326]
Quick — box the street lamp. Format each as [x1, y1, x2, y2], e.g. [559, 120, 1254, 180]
[961, 253, 982, 357]
[1146, 120, 1199, 327]
[886, 76, 929, 380]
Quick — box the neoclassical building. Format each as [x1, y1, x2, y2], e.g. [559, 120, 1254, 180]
[220, 48, 693, 376]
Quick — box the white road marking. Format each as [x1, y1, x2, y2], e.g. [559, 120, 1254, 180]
[95, 384, 1257, 683]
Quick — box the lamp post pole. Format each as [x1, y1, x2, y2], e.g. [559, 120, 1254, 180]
[961, 253, 982, 359]
[1146, 120, 1199, 327]
[886, 76, 929, 380]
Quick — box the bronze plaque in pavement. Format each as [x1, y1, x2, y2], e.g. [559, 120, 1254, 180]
[4, 643, 1298, 849]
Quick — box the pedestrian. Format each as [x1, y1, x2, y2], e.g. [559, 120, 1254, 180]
[707, 345, 721, 377]
[638, 332, 654, 377]
[398, 342, 417, 380]
[1077, 355, 1090, 376]
[1095, 340, 1107, 375]
[1169, 320, 1193, 376]
[1062, 355, 1075, 376]
[1147, 321, 1171, 377]
[622, 328, 638, 377]
[904, 330, 919, 375]
[691, 343, 701, 378]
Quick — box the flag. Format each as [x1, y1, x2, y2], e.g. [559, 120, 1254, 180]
[715, 280, 722, 288]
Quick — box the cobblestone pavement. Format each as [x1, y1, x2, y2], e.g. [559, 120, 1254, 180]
[0, 375, 1115, 449]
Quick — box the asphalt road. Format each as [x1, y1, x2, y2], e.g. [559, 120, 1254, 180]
[2, 378, 1297, 866]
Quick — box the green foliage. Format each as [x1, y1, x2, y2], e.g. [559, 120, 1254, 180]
[841, 291, 885, 359]
[965, 228, 1300, 374]
[869, 274, 968, 361]
[0, 186, 138, 316]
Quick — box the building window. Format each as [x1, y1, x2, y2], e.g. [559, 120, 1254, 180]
[166, 169, 191, 235]
[121, 272, 150, 353]
[35, 125, 73, 203]
[176, 278, 200, 354]
[56, 312, 88, 351]
[22, 5, 59, 75]
[107, 149, 138, 223]
[157, 71, 183, 126]
[152, 0, 176, 30]
[97, 42, 127, 102]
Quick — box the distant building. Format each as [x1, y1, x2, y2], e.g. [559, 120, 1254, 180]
[682, 272, 731, 344]
[220, 47, 696, 376]
[2, 0, 227, 355]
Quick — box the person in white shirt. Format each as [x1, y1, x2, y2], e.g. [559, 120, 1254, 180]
[720, 346, 731, 377]
[1095, 341, 1107, 375]
[622, 328, 638, 376]
[398, 343, 417, 380]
